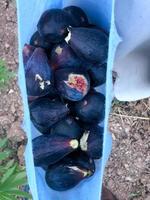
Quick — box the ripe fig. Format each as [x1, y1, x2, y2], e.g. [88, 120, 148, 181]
[51, 116, 82, 139]
[65, 27, 108, 64]
[63, 6, 88, 27]
[88, 63, 107, 87]
[25, 47, 53, 97]
[45, 151, 94, 191]
[22, 44, 35, 67]
[30, 98, 69, 134]
[50, 41, 81, 70]
[32, 135, 79, 166]
[73, 90, 105, 124]
[37, 9, 72, 43]
[55, 67, 90, 101]
[30, 31, 53, 49]
[80, 125, 103, 159]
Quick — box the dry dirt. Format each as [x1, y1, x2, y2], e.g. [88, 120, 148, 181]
[0, 0, 149, 200]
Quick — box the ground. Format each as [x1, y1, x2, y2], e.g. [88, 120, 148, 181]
[0, 1, 149, 200]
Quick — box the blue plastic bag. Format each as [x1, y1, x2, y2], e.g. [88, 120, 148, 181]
[16, 0, 119, 199]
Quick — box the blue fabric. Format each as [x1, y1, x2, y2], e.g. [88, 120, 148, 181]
[16, 0, 119, 199]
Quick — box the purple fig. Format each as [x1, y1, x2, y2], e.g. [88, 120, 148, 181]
[32, 135, 79, 166]
[54, 67, 90, 101]
[22, 44, 35, 67]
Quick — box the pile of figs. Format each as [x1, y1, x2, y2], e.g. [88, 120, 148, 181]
[23, 5, 108, 191]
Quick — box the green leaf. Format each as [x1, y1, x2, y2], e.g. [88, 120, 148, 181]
[4, 159, 15, 169]
[0, 171, 27, 191]
[6, 190, 32, 199]
[0, 138, 7, 148]
[0, 193, 17, 200]
[1, 164, 17, 184]
[0, 151, 11, 161]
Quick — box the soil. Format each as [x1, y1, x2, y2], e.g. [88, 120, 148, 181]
[0, 1, 149, 200]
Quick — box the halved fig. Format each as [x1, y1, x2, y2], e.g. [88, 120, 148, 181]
[54, 67, 90, 101]
[80, 125, 103, 159]
[30, 98, 69, 134]
[50, 41, 81, 69]
[30, 31, 53, 49]
[65, 27, 108, 64]
[32, 135, 78, 166]
[45, 151, 94, 191]
[51, 116, 82, 139]
[37, 9, 72, 43]
[63, 6, 88, 27]
[73, 90, 105, 124]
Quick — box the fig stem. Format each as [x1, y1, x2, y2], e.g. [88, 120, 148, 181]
[80, 131, 90, 151]
[70, 139, 79, 149]
[68, 166, 88, 177]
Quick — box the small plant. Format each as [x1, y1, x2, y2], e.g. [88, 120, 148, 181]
[0, 59, 14, 90]
[0, 138, 32, 200]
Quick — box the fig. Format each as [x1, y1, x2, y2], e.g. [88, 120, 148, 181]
[30, 31, 53, 49]
[73, 90, 105, 124]
[50, 41, 81, 70]
[32, 135, 79, 166]
[37, 9, 72, 43]
[45, 151, 94, 191]
[30, 98, 69, 134]
[63, 6, 88, 27]
[25, 47, 53, 97]
[80, 125, 103, 159]
[54, 67, 90, 101]
[51, 116, 82, 139]
[88, 63, 107, 87]
[65, 27, 108, 64]
[22, 44, 35, 67]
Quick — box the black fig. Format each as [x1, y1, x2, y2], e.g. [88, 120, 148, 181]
[73, 90, 105, 124]
[65, 27, 108, 64]
[45, 151, 94, 191]
[30, 31, 53, 49]
[63, 6, 88, 27]
[55, 67, 90, 101]
[22, 44, 35, 67]
[88, 63, 107, 87]
[51, 116, 82, 139]
[50, 41, 81, 70]
[30, 98, 69, 134]
[37, 9, 72, 43]
[32, 135, 79, 166]
[25, 47, 53, 97]
[80, 125, 103, 159]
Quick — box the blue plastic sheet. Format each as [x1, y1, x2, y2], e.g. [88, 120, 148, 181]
[16, 0, 119, 199]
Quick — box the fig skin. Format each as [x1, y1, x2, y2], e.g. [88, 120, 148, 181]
[73, 90, 105, 124]
[88, 63, 107, 87]
[80, 125, 103, 159]
[30, 98, 69, 134]
[45, 151, 94, 191]
[22, 44, 35, 67]
[37, 9, 73, 43]
[51, 116, 82, 139]
[54, 67, 90, 101]
[63, 6, 89, 27]
[25, 47, 53, 97]
[50, 41, 81, 70]
[30, 31, 53, 49]
[65, 27, 108, 64]
[32, 135, 79, 166]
